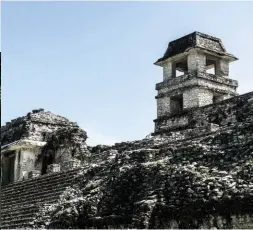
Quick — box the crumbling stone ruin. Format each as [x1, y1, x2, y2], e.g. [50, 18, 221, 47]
[0, 32, 253, 229]
[1, 109, 88, 185]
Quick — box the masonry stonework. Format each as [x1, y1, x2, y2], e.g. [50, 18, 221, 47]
[1, 109, 88, 185]
[163, 61, 173, 80]
[216, 58, 229, 77]
[154, 32, 239, 132]
[187, 50, 206, 74]
[157, 97, 170, 117]
[183, 88, 213, 109]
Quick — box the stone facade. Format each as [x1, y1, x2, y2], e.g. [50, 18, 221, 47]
[1, 109, 79, 145]
[1, 109, 88, 185]
[154, 32, 238, 133]
[154, 91, 253, 134]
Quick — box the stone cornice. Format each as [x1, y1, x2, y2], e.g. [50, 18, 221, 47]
[1, 139, 46, 152]
[156, 73, 238, 91]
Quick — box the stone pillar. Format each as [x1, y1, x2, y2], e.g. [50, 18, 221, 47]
[198, 88, 213, 106]
[19, 148, 38, 180]
[216, 59, 229, 77]
[183, 88, 213, 109]
[163, 61, 174, 81]
[13, 150, 19, 181]
[187, 51, 206, 74]
[157, 96, 170, 117]
[183, 88, 200, 109]
[15, 150, 22, 181]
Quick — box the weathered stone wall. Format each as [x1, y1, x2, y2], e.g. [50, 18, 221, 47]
[19, 147, 41, 180]
[187, 50, 206, 74]
[1, 147, 42, 184]
[148, 214, 253, 229]
[198, 88, 213, 106]
[1, 109, 88, 184]
[157, 97, 170, 117]
[183, 88, 213, 109]
[1, 109, 80, 146]
[156, 73, 237, 98]
[155, 91, 253, 133]
[155, 71, 238, 118]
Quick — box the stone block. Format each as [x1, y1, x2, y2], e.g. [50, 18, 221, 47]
[157, 97, 170, 117]
[61, 159, 81, 171]
[187, 51, 206, 74]
[47, 164, 61, 173]
[28, 170, 41, 179]
[216, 59, 229, 77]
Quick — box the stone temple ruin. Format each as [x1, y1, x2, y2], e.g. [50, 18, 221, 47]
[1, 32, 253, 229]
[1, 109, 88, 185]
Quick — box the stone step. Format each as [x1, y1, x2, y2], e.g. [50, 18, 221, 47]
[1, 183, 74, 205]
[1, 204, 39, 216]
[0, 167, 86, 229]
[1, 190, 60, 205]
[2, 179, 75, 197]
[1, 211, 37, 221]
[0, 217, 35, 228]
[2, 167, 82, 191]
[1, 194, 61, 209]
[1, 223, 33, 229]
[1, 177, 76, 199]
[1, 193, 61, 209]
[2, 168, 82, 193]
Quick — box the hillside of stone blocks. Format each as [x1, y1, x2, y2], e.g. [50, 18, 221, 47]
[0, 93, 253, 229]
[23, 92, 251, 229]
[0, 168, 84, 228]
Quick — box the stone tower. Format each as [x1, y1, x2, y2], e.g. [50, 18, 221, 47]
[155, 32, 238, 119]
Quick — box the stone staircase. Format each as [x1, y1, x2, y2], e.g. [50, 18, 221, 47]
[0, 167, 83, 229]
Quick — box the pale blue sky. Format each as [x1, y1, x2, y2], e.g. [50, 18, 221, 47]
[2, 2, 253, 146]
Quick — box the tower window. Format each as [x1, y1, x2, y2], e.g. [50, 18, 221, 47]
[170, 94, 183, 115]
[175, 58, 188, 77]
[206, 56, 217, 75]
[213, 95, 219, 103]
[213, 93, 223, 103]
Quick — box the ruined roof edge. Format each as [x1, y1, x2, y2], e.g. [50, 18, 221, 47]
[154, 31, 237, 65]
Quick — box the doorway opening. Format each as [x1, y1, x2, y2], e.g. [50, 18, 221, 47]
[170, 94, 183, 115]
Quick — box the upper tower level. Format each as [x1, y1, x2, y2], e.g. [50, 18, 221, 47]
[155, 31, 238, 118]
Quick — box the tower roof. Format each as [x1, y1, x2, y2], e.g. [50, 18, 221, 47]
[155, 31, 238, 65]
